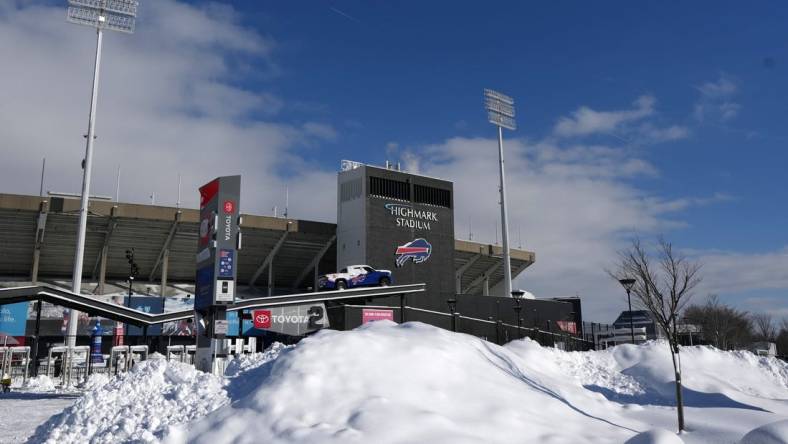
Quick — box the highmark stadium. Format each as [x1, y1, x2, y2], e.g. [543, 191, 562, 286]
[0, 161, 588, 365]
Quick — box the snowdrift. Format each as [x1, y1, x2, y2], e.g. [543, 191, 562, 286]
[30, 322, 788, 444]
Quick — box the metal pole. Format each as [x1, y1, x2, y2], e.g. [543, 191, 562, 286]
[115, 164, 121, 202]
[126, 273, 133, 345]
[67, 27, 104, 348]
[32, 300, 42, 377]
[627, 289, 635, 344]
[39, 158, 46, 197]
[176, 173, 181, 208]
[496, 125, 512, 298]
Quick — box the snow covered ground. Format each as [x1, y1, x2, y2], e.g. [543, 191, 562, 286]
[8, 321, 788, 443]
[0, 392, 78, 444]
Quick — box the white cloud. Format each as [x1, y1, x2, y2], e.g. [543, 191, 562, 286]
[553, 95, 689, 146]
[693, 247, 788, 295]
[0, 1, 336, 221]
[553, 95, 655, 137]
[694, 75, 740, 122]
[401, 135, 729, 321]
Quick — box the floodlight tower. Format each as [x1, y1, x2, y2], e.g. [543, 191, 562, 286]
[484, 89, 516, 299]
[64, 0, 138, 347]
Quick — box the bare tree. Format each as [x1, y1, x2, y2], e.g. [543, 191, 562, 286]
[683, 294, 753, 350]
[777, 319, 788, 357]
[752, 313, 776, 342]
[611, 238, 702, 432]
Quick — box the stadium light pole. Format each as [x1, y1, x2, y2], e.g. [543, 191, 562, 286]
[484, 89, 516, 299]
[64, 0, 139, 347]
[618, 278, 637, 344]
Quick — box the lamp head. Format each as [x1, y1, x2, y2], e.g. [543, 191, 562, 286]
[618, 278, 636, 292]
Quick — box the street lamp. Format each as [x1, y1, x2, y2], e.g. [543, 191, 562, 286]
[64, 0, 139, 347]
[447, 298, 457, 332]
[618, 278, 636, 344]
[511, 289, 524, 339]
[484, 89, 516, 300]
[125, 249, 139, 344]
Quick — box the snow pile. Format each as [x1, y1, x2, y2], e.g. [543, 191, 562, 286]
[21, 375, 57, 392]
[740, 419, 788, 444]
[625, 429, 685, 444]
[175, 322, 644, 443]
[28, 322, 788, 444]
[174, 322, 788, 444]
[224, 342, 291, 378]
[30, 359, 230, 443]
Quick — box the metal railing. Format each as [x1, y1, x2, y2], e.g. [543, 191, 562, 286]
[405, 306, 593, 351]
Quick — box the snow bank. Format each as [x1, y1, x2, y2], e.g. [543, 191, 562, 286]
[175, 322, 642, 444]
[28, 322, 788, 444]
[625, 429, 684, 444]
[21, 375, 57, 392]
[30, 359, 230, 443]
[27, 344, 288, 443]
[740, 419, 788, 444]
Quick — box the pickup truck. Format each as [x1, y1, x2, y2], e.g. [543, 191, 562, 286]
[318, 265, 392, 290]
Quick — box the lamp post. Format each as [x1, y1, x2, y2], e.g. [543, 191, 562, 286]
[618, 278, 636, 344]
[511, 289, 524, 338]
[447, 298, 457, 332]
[125, 249, 138, 345]
[64, 0, 139, 348]
[484, 89, 516, 299]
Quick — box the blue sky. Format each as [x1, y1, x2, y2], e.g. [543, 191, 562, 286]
[1, 1, 787, 321]
[235, 1, 788, 248]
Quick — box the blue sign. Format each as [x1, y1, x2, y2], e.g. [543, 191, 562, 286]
[91, 322, 104, 364]
[227, 310, 261, 336]
[125, 296, 164, 336]
[218, 249, 234, 278]
[0, 302, 29, 337]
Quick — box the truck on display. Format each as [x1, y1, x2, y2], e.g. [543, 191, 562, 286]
[318, 265, 392, 290]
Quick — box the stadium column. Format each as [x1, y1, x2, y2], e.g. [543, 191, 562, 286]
[30, 200, 48, 284]
[268, 261, 274, 297]
[95, 206, 117, 295]
[161, 248, 169, 297]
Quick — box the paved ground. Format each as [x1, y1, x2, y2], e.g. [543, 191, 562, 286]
[0, 392, 78, 443]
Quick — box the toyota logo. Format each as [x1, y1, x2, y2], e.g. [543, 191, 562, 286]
[253, 309, 272, 329]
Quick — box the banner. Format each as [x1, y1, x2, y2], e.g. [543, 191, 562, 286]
[0, 302, 29, 340]
[362, 308, 394, 324]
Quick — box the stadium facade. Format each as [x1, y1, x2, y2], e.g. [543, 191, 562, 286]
[0, 162, 588, 351]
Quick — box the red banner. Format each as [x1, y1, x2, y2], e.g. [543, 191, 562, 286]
[556, 320, 577, 335]
[362, 309, 394, 324]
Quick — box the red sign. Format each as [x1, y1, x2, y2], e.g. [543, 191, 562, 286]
[223, 200, 235, 213]
[556, 320, 577, 335]
[362, 309, 394, 324]
[253, 310, 272, 329]
[199, 179, 219, 208]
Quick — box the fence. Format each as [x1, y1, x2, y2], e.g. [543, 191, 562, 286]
[9, 337, 259, 388]
[405, 306, 594, 351]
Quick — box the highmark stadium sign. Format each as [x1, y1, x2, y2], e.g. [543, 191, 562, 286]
[385, 203, 437, 230]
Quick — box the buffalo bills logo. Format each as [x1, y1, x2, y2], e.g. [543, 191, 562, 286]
[395, 238, 432, 267]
